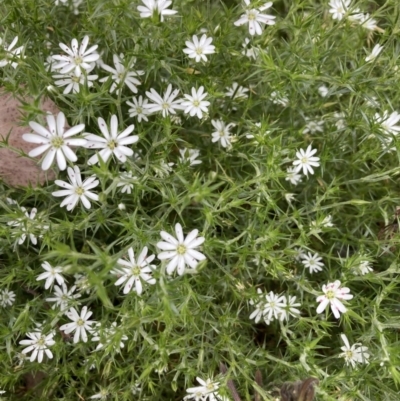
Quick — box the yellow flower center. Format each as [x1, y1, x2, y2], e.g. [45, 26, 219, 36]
[132, 266, 141, 276]
[75, 187, 85, 196]
[108, 139, 118, 150]
[177, 244, 187, 255]
[77, 318, 85, 326]
[326, 290, 335, 300]
[51, 136, 64, 149]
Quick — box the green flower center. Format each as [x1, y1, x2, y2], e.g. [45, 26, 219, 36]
[326, 290, 335, 300]
[51, 136, 64, 149]
[132, 266, 141, 276]
[108, 140, 118, 150]
[301, 157, 308, 164]
[196, 47, 203, 55]
[75, 187, 85, 196]
[77, 318, 85, 326]
[193, 100, 200, 107]
[37, 337, 46, 346]
[74, 56, 83, 65]
[177, 244, 187, 255]
[162, 102, 170, 110]
[248, 11, 257, 20]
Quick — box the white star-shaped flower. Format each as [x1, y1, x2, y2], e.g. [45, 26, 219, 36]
[60, 306, 96, 343]
[0, 36, 24, 68]
[316, 280, 353, 319]
[181, 86, 210, 119]
[36, 261, 65, 289]
[301, 252, 324, 274]
[22, 112, 86, 171]
[339, 334, 370, 368]
[19, 330, 56, 363]
[183, 34, 215, 62]
[52, 35, 99, 77]
[84, 115, 139, 165]
[328, 0, 351, 21]
[137, 0, 178, 22]
[157, 223, 206, 275]
[144, 84, 183, 118]
[211, 119, 236, 148]
[126, 95, 151, 122]
[292, 145, 320, 176]
[52, 166, 99, 211]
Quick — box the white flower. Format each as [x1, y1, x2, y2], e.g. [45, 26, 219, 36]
[53, 71, 98, 94]
[45, 283, 81, 311]
[144, 84, 183, 118]
[154, 160, 175, 178]
[0, 36, 24, 68]
[303, 119, 324, 134]
[117, 171, 138, 194]
[157, 223, 206, 275]
[339, 334, 370, 368]
[137, 0, 178, 22]
[263, 291, 286, 322]
[183, 34, 215, 62]
[211, 119, 235, 148]
[112, 247, 156, 295]
[316, 280, 353, 319]
[185, 377, 220, 400]
[375, 111, 400, 136]
[178, 148, 202, 166]
[270, 90, 288, 106]
[301, 252, 324, 274]
[22, 112, 86, 171]
[279, 295, 301, 321]
[318, 85, 329, 97]
[126, 96, 151, 122]
[225, 82, 249, 100]
[36, 261, 65, 289]
[334, 112, 346, 129]
[74, 274, 91, 294]
[241, 37, 259, 59]
[365, 44, 383, 62]
[354, 260, 373, 275]
[52, 35, 99, 77]
[181, 86, 210, 119]
[60, 306, 96, 343]
[99, 54, 144, 95]
[84, 115, 139, 165]
[234, 0, 276, 36]
[285, 167, 302, 185]
[359, 13, 378, 31]
[321, 215, 334, 227]
[52, 166, 99, 211]
[91, 321, 128, 351]
[292, 145, 320, 176]
[7, 207, 46, 246]
[293, 247, 305, 261]
[19, 331, 55, 363]
[0, 289, 16, 307]
[328, 0, 350, 21]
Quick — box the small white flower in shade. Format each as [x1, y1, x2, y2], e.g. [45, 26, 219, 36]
[99, 54, 144, 95]
[45, 283, 81, 311]
[318, 85, 329, 97]
[137, 0, 178, 22]
[144, 84, 183, 118]
[301, 252, 324, 274]
[328, 0, 350, 21]
[185, 377, 220, 400]
[279, 295, 301, 321]
[74, 274, 91, 294]
[0, 389, 5, 394]
[36, 262, 65, 289]
[211, 119, 236, 148]
[22, 112, 87, 171]
[7, 207, 46, 246]
[52, 35, 99, 77]
[321, 215, 334, 227]
[359, 13, 379, 31]
[303, 118, 324, 134]
[270, 90, 288, 106]
[285, 167, 302, 185]
[154, 160, 175, 178]
[241, 37, 259, 59]
[112, 247, 156, 295]
[284, 193, 296, 204]
[334, 112, 346, 129]
[178, 148, 202, 166]
[117, 171, 138, 194]
[60, 306, 96, 343]
[53, 71, 98, 94]
[181, 86, 210, 119]
[52, 166, 99, 211]
[292, 145, 320, 176]
[316, 280, 353, 319]
[225, 82, 249, 100]
[0, 36, 24, 68]
[19, 331, 56, 363]
[92, 321, 128, 351]
[89, 388, 109, 400]
[157, 223, 206, 275]
[354, 260, 373, 275]
[339, 334, 370, 368]
[0, 289, 16, 307]
[126, 96, 151, 122]
[263, 291, 286, 322]
[183, 34, 215, 62]
[375, 111, 400, 136]
[234, 0, 276, 36]
[365, 44, 383, 62]
[292, 247, 305, 261]
[84, 115, 139, 165]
